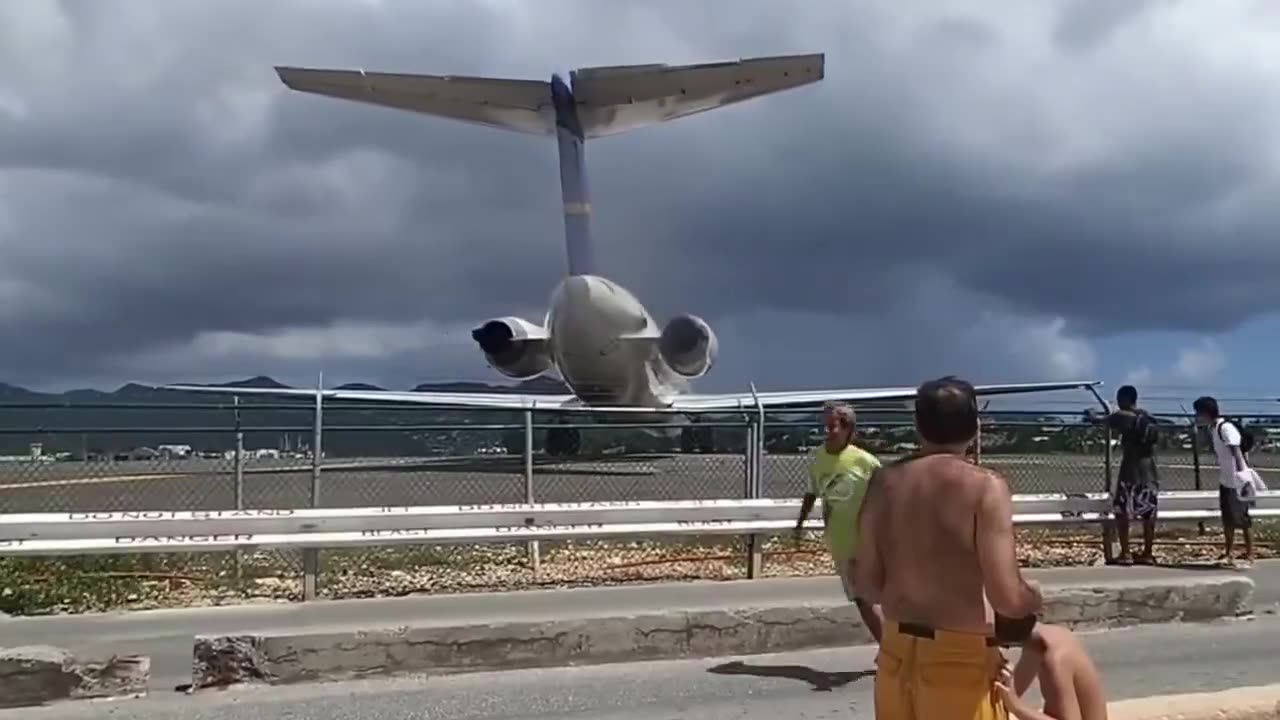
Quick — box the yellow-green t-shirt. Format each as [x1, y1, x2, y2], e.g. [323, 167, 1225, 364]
[809, 444, 881, 563]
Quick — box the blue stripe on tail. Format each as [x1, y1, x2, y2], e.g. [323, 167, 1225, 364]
[551, 74, 595, 277]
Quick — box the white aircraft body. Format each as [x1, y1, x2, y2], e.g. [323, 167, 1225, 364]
[164, 53, 1101, 438]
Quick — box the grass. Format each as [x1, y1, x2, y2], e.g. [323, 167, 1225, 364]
[2, 521, 1276, 616]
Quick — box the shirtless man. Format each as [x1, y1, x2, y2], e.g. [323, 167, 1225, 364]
[992, 617, 1108, 720]
[855, 376, 1043, 720]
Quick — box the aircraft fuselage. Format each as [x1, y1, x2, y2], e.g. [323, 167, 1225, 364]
[545, 275, 673, 409]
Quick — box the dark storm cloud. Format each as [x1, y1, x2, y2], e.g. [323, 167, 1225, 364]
[0, 1, 1275, 390]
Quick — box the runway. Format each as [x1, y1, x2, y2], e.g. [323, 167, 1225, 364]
[0, 450, 1272, 514]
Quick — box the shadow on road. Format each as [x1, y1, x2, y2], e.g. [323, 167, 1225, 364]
[707, 660, 875, 692]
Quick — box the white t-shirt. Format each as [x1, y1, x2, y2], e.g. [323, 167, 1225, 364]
[1209, 418, 1246, 488]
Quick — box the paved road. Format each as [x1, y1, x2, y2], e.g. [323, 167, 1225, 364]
[2, 451, 1271, 513]
[4, 562, 1276, 694]
[11, 613, 1280, 720]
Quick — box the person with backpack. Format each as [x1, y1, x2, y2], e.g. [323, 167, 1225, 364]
[1086, 385, 1160, 564]
[1193, 396, 1258, 567]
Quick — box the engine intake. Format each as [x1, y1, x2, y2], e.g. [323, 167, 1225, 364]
[471, 317, 552, 379]
[659, 314, 718, 378]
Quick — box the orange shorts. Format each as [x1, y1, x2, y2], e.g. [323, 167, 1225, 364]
[874, 620, 1007, 720]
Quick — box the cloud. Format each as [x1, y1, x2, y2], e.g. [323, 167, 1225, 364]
[2, 1, 1278, 393]
[1124, 339, 1227, 388]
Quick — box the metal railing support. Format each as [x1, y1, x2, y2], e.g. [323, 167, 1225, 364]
[233, 396, 244, 580]
[1191, 421, 1206, 536]
[745, 389, 765, 579]
[302, 378, 323, 601]
[523, 409, 541, 574]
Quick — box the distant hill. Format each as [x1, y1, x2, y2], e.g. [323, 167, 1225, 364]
[0, 376, 572, 457]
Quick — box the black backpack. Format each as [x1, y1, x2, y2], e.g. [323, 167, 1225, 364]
[1129, 411, 1158, 448]
[1218, 418, 1255, 455]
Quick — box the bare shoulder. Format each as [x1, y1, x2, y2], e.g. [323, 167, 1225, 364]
[956, 461, 1007, 491]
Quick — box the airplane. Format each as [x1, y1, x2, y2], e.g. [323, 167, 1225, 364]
[162, 53, 1102, 455]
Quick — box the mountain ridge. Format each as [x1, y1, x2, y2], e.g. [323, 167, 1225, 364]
[0, 375, 571, 402]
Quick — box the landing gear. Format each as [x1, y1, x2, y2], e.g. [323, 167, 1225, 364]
[680, 425, 715, 454]
[545, 426, 581, 457]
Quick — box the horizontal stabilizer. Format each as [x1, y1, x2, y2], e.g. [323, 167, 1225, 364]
[573, 53, 825, 138]
[274, 67, 555, 135]
[273, 52, 824, 139]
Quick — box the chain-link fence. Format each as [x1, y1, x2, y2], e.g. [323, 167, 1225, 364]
[0, 402, 1275, 615]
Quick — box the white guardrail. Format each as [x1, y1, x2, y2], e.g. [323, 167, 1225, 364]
[0, 491, 1276, 557]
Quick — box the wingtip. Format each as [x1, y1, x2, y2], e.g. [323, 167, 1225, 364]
[273, 66, 301, 88]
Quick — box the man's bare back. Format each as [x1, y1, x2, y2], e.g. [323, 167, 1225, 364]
[866, 453, 1040, 633]
[998, 625, 1108, 720]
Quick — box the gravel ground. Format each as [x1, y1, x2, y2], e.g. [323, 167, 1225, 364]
[3, 523, 1273, 616]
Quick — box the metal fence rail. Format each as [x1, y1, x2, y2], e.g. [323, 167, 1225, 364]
[1, 492, 1274, 557]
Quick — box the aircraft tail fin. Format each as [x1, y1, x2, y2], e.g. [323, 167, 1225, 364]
[273, 54, 824, 278]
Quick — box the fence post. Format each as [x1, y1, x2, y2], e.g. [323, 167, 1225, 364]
[1101, 424, 1115, 564]
[523, 410, 541, 574]
[745, 419, 763, 579]
[302, 383, 323, 602]
[233, 397, 244, 510]
[233, 396, 244, 580]
[1191, 421, 1205, 536]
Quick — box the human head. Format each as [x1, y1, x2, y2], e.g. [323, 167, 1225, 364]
[1192, 396, 1220, 427]
[1116, 385, 1138, 411]
[915, 376, 979, 448]
[822, 401, 856, 445]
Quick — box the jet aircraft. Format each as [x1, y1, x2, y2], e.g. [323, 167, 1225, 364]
[165, 53, 1101, 453]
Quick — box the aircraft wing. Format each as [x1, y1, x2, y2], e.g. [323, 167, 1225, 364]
[663, 381, 1103, 412]
[572, 53, 825, 138]
[162, 384, 581, 410]
[161, 380, 1100, 413]
[273, 66, 556, 136]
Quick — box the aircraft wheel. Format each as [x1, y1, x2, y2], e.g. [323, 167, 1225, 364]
[546, 427, 581, 457]
[680, 427, 697, 454]
[681, 426, 715, 454]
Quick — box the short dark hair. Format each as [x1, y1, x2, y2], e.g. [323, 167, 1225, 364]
[915, 376, 979, 445]
[1117, 385, 1138, 407]
[1193, 396, 1220, 418]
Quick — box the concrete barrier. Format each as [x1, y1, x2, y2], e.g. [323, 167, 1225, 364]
[190, 575, 1254, 689]
[1109, 683, 1280, 719]
[0, 647, 149, 709]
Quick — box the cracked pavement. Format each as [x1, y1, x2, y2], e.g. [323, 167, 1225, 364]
[9, 614, 1280, 720]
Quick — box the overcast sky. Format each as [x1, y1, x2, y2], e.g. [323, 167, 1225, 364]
[4, 0, 1280, 409]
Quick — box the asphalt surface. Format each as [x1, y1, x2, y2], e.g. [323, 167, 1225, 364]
[4, 562, 1276, 694]
[1, 451, 1272, 513]
[10, 612, 1280, 720]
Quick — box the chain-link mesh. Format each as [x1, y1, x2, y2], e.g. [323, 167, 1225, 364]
[0, 404, 1275, 615]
